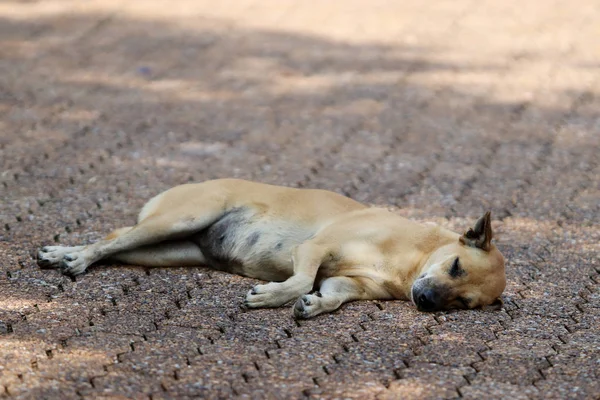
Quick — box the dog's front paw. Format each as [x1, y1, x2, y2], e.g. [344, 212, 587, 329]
[58, 253, 90, 276]
[37, 246, 82, 268]
[293, 293, 322, 319]
[244, 282, 290, 308]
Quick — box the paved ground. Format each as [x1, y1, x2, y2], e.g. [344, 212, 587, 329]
[1, 0, 599, 399]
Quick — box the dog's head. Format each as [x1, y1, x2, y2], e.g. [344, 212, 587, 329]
[411, 212, 506, 312]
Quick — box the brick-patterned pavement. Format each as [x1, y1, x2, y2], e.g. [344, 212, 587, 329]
[1, 1, 599, 399]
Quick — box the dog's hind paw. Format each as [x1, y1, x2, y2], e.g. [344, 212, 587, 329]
[37, 245, 84, 268]
[58, 253, 90, 276]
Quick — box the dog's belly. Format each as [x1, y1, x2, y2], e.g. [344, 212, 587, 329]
[191, 207, 313, 282]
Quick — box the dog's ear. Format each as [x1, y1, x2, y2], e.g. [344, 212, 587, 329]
[459, 211, 493, 251]
[481, 297, 503, 311]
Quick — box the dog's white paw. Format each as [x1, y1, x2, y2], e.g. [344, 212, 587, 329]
[59, 252, 90, 276]
[293, 293, 323, 319]
[244, 282, 291, 308]
[37, 246, 84, 268]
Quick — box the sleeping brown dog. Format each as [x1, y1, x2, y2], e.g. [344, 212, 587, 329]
[37, 179, 506, 318]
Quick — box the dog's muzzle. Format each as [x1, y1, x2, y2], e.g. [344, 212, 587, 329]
[413, 287, 441, 311]
[411, 278, 447, 312]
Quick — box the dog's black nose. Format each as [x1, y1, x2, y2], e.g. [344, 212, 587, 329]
[416, 288, 439, 311]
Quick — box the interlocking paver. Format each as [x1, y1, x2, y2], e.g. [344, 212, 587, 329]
[382, 363, 473, 400]
[1, 0, 599, 399]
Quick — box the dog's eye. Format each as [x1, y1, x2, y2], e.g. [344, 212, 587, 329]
[449, 257, 465, 278]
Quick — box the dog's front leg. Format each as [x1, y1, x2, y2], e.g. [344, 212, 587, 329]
[245, 241, 330, 308]
[292, 276, 370, 319]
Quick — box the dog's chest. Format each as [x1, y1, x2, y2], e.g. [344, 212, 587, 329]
[192, 207, 312, 281]
[320, 241, 387, 277]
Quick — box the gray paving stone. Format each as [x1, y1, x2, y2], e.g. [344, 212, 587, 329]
[1, 0, 599, 398]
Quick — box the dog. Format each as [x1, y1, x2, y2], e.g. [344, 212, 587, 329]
[37, 179, 506, 318]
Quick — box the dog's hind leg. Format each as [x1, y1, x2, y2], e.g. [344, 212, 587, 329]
[38, 226, 134, 268]
[38, 194, 226, 276]
[292, 276, 370, 319]
[244, 241, 330, 308]
[108, 240, 206, 267]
